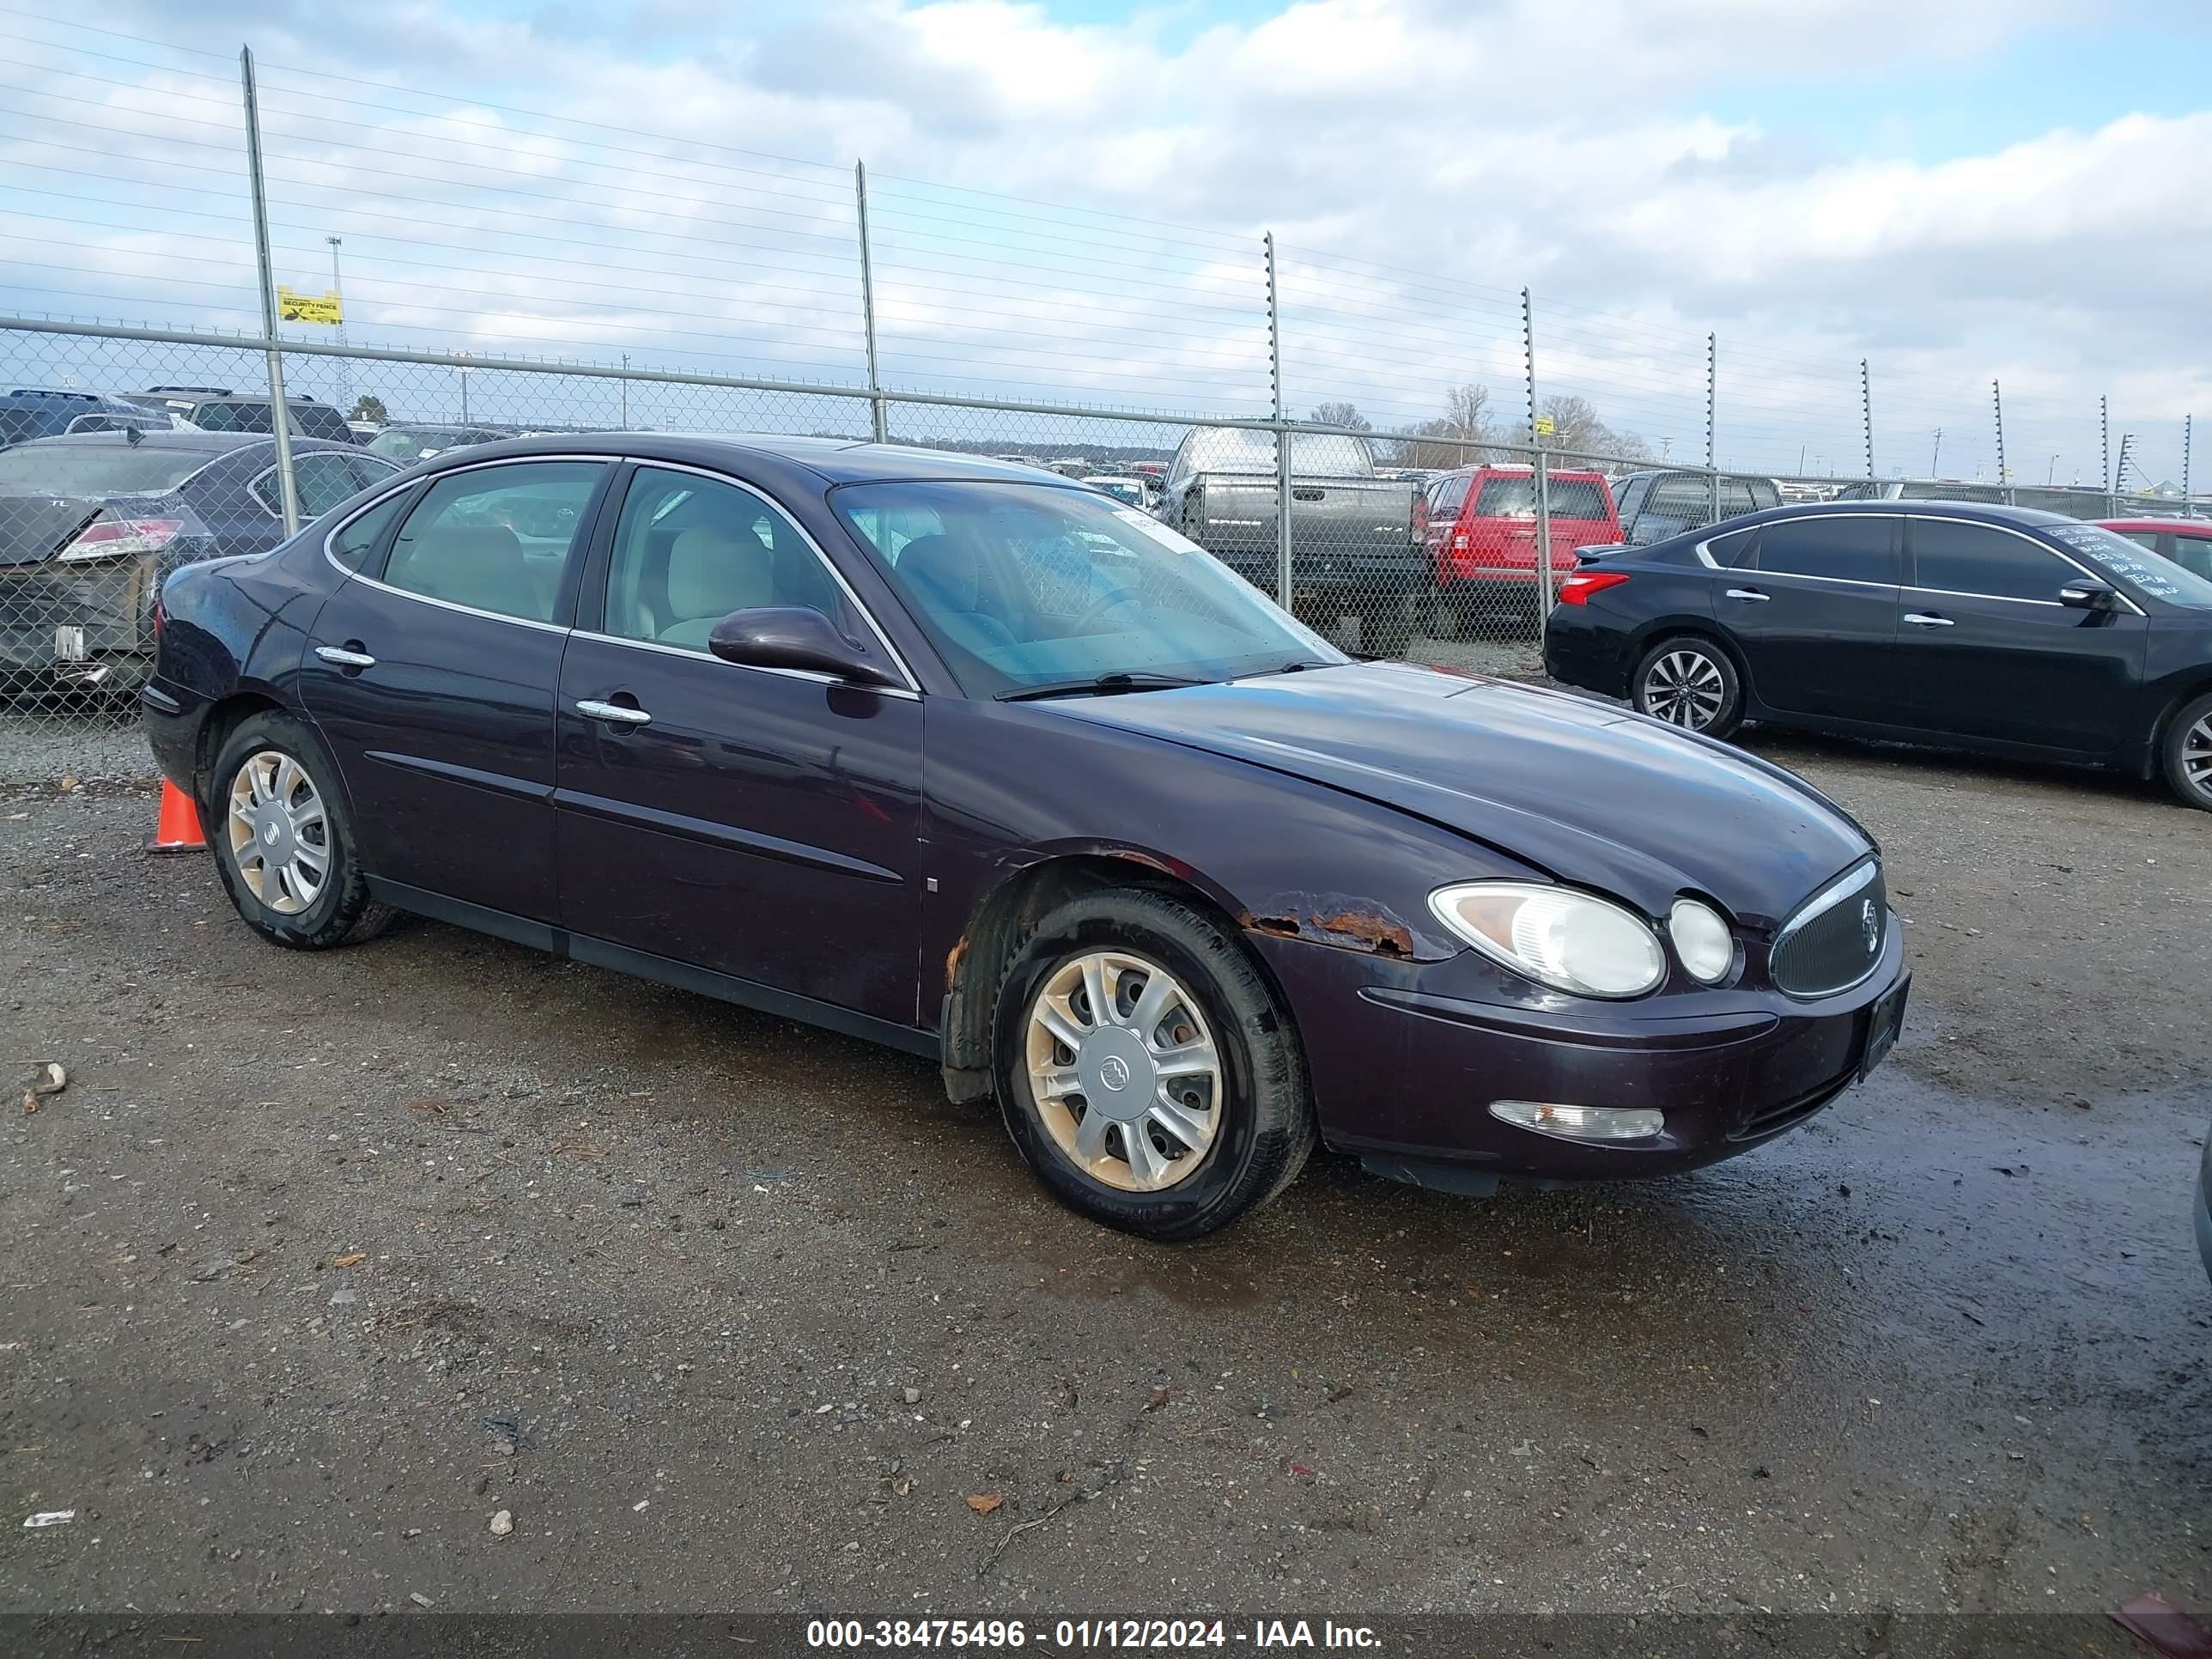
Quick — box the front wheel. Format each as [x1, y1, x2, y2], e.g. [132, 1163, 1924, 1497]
[209, 711, 393, 949]
[991, 889, 1315, 1241]
[1632, 635, 1743, 739]
[2160, 691, 2212, 811]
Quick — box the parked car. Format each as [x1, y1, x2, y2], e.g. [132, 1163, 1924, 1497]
[146, 434, 1907, 1240]
[117, 387, 359, 445]
[1542, 500, 2212, 810]
[1, 387, 176, 448]
[2099, 519, 2212, 583]
[1612, 470, 1782, 544]
[0, 430, 398, 693]
[367, 423, 519, 464]
[1081, 475, 1147, 508]
[1836, 480, 2129, 522]
[1158, 426, 1425, 656]
[1419, 465, 1620, 634]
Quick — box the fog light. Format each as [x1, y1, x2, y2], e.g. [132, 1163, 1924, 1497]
[1489, 1100, 1664, 1142]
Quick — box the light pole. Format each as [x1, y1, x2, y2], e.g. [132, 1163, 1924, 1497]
[1930, 428, 1942, 477]
[2047, 453, 2059, 486]
[455, 362, 472, 425]
[326, 235, 351, 417]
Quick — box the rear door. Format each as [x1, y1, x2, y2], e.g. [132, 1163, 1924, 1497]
[1892, 515, 2148, 753]
[301, 457, 611, 929]
[553, 462, 925, 1030]
[1721, 514, 1904, 720]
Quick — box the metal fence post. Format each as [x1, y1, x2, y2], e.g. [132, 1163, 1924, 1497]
[2185, 414, 2194, 509]
[1860, 358, 1874, 479]
[854, 161, 888, 444]
[2100, 395, 2112, 513]
[1265, 232, 1291, 611]
[1522, 290, 1552, 627]
[1705, 332, 1720, 524]
[240, 47, 300, 537]
[1991, 379, 2013, 505]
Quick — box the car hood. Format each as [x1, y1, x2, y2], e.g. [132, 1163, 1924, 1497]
[1047, 662, 1873, 927]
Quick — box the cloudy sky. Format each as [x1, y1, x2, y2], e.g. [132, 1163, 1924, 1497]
[2, 0, 2208, 482]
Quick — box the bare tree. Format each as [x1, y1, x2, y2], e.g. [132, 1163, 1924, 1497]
[1309, 400, 1371, 433]
[1396, 383, 1496, 469]
[1539, 394, 1652, 465]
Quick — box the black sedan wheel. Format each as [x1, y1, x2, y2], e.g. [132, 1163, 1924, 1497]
[210, 712, 393, 950]
[991, 889, 1315, 1241]
[2160, 691, 2212, 811]
[1633, 635, 1742, 738]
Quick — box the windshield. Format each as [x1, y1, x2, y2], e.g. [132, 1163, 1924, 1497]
[1182, 428, 1375, 477]
[0, 443, 210, 495]
[833, 480, 1344, 697]
[2043, 520, 2212, 608]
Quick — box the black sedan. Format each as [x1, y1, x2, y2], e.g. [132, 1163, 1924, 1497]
[1543, 501, 2212, 811]
[145, 434, 1906, 1240]
[0, 431, 398, 693]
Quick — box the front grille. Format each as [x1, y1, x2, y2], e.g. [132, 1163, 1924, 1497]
[1730, 1075, 1853, 1141]
[1769, 860, 1887, 998]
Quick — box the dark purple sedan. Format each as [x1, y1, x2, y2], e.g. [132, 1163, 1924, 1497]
[143, 435, 1907, 1240]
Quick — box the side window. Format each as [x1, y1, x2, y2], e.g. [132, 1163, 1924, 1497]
[1721, 478, 1759, 516]
[1646, 477, 1709, 521]
[253, 453, 361, 520]
[191, 401, 241, 432]
[1437, 475, 1470, 516]
[603, 467, 841, 652]
[384, 461, 605, 623]
[1750, 516, 1898, 582]
[348, 455, 403, 491]
[1910, 520, 2075, 601]
[1705, 526, 1757, 568]
[2172, 534, 2212, 582]
[328, 489, 411, 572]
[1615, 477, 1647, 520]
[2115, 530, 2160, 552]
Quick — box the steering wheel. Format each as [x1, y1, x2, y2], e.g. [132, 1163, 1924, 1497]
[1068, 585, 1144, 634]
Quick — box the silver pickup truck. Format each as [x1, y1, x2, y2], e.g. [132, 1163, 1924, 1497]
[1157, 427, 1424, 656]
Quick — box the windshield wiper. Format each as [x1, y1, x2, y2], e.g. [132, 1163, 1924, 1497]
[1240, 658, 1337, 678]
[996, 672, 1210, 702]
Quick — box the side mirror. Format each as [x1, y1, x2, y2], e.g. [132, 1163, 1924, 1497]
[707, 606, 902, 687]
[2057, 577, 2119, 611]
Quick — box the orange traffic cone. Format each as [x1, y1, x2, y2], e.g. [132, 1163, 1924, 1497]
[146, 779, 206, 854]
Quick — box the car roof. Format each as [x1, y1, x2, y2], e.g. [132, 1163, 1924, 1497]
[11, 429, 354, 456]
[1717, 498, 2081, 532]
[408, 430, 1094, 486]
[2098, 517, 2212, 534]
[138, 389, 331, 406]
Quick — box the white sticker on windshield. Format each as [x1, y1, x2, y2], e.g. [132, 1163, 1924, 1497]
[1112, 507, 1201, 553]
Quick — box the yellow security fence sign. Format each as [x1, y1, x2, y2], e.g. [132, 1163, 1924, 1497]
[276, 286, 343, 325]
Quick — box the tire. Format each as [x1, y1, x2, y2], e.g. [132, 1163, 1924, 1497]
[990, 889, 1315, 1241]
[1358, 596, 1416, 659]
[1632, 634, 1743, 739]
[207, 711, 393, 949]
[2159, 690, 2212, 811]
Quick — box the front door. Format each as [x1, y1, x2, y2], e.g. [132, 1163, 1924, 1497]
[554, 464, 925, 1030]
[302, 458, 610, 927]
[1719, 512, 1903, 720]
[1893, 515, 2148, 754]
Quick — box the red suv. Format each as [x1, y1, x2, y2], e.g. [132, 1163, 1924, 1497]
[1419, 465, 1620, 633]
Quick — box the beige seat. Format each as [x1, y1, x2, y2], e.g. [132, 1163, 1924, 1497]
[657, 521, 776, 648]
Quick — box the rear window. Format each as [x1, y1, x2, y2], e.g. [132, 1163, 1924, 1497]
[292, 405, 355, 441]
[1182, 428, 1375, 477]
[0, 444, 210, 495]
[0, 410, 52, 445]
[1471, 476, 1609, 520]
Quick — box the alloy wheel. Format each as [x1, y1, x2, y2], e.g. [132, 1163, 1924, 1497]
[1024, 950, 1222, 1193]
[226, 749, 330, 915]
[1642, 648, 1727, 730]
[2184, 714, 2212, 801]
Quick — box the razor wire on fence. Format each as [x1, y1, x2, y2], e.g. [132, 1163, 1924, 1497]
[0, 10, 2202, 781]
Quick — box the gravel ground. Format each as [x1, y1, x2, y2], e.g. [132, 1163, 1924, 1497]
[0, 712, 2206, 1626]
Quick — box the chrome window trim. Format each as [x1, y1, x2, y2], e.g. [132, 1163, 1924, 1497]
[1739, 512, 1903, 585]
[609, 459, 921, 695]
[1733, 568, 1899, 592]
[1771, 858, 1885, 1000]
[1907, 514, 2147, 615]
[319, 453, 611, 633]
[569, 629, 921, 702]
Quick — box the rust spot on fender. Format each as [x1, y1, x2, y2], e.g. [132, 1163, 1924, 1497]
[945, 934, 969, 991]
[1243, 896, 1415, 958]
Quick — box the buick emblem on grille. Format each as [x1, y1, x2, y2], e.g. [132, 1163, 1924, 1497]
[1860, 897, 1878, 954]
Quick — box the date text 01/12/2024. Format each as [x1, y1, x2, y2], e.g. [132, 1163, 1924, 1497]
[804, 1620, 1384, 1649]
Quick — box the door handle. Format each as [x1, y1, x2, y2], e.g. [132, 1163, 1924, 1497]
[314, 644, 376, 668]
[1723, 587, 1768, 603]
[1902, 612, 1954, 628]
[575, 698, 652, 726]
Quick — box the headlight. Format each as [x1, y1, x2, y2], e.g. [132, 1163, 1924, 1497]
[1668, 897, 1735, 983]
[1430, 882, 1665, 999]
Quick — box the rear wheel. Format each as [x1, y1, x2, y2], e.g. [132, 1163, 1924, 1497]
[209, 711, 392, 949]
[1357, 595, 1416, 659]
[1632, 635, 1742, 739]
[991, 889, 1314, 1241]
[2160, 691, 2212, 811]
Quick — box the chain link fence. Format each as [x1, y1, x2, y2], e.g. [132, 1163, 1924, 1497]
[3, 313, 2200, 788]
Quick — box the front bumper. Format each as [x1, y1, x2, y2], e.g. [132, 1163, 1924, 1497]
[0, 559, 151, 687]
[1257, 915, 1909, 1183]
